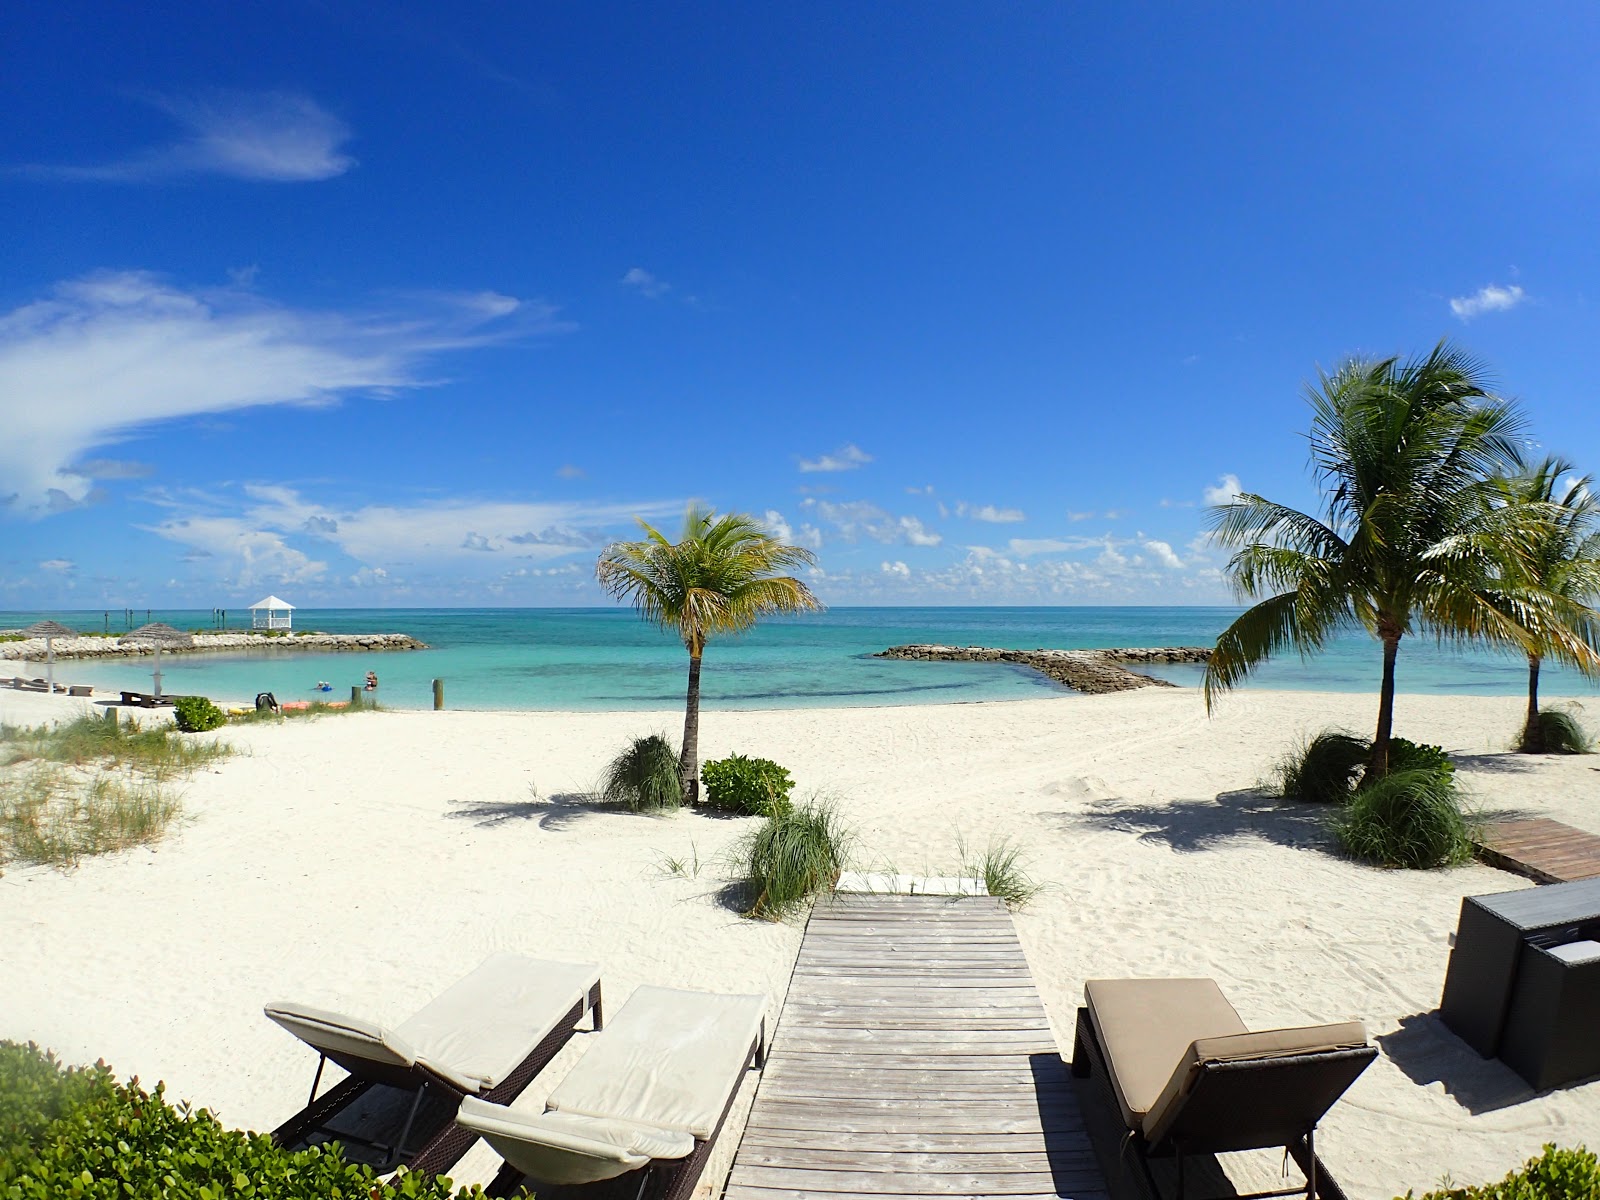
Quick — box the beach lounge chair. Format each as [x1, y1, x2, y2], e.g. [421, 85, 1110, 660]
[455, 984, 766, 1200]
[1071, 978, 1375, 1200]
[265, 954, 602, 1175]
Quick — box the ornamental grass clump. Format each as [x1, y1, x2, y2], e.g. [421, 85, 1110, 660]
[1332, 763, 1477, 870]
[1516, 705, 1595, 755]
[1274, 729, 1371, 804]
[700, 753, 794, 816]
[960, 835, 1042, 910]
[1, 768, 181, 869]
[736, 798, 853, 921]
[600, 733, 683, 812]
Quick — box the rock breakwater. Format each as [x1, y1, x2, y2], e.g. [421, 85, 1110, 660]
[875, 644, 1212, 694]
[0, 631, 427, 662]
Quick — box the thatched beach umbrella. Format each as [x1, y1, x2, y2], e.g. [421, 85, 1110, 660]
[23, 620, 74, 693]
[119, 622, 194, 698]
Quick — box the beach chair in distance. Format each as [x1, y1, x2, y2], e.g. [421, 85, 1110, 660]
[265, 954, 602, 1176]
[455, 985, 766, 1200]
[1071, 978, 1375, 1200]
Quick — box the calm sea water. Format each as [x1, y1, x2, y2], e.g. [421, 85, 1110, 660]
[2, 607, 1592, 712]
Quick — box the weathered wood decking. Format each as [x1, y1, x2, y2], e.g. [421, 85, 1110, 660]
[1476, 817, 1600, 883]
[724, 894, 1107, 1200]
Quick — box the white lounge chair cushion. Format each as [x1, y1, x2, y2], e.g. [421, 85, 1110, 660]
[457, 1097, 693, 1185]
[265, 954, 600, 1094]
[547, 985, 766, 1140]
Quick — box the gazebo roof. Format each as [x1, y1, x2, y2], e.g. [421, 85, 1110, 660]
[248, 595, 295, 610]
[120, 622, 195, 648]
[23, 620, 75, 639]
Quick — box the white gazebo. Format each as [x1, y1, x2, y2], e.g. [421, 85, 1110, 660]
[249, 595, 296, 631]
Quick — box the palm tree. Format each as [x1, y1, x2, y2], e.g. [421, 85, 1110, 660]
[1203, 341, 1581, 777]
[1494, 458, 1600, 751]
[596, 505, 822, 801]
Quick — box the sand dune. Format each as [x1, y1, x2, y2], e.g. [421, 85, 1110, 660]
[3, 684, 1597, 1197]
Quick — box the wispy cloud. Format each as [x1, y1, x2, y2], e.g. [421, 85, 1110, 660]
[620, 268, 670, 298]
[956, 502, 1025, 523]
[798, 443, 872, 473]
[1203, 473, 1243, 506]
[556, 464, 586, 480]
[18, 91, 355, 183]
[1449, 283, 1525, 320]
[801, 498, 941, 546]
[0, 272, 562, 513]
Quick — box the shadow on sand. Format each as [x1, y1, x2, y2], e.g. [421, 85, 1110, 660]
[1377, 1012, 1538, 1115]
[1061, 787, 1344, 856]
[447, 791, 617, 831]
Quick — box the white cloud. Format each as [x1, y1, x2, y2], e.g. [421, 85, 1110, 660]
[957, 502, 1026, 523]
[899, 516, 942, 546]
[621, 268, 670, 298]
[1067, 510, 1096, 522]
[1007, 538, 1084, 557]
[146, 514, 327, 587]
[39, 558, 74, 572]
[1449, 283, 1525, 320]
[798, 444, 872, 473]
[801, 499, 941, 546]
[1143, 539, 1183, 568]
[556, 464, 585, 479]
[880, 560, 910, 577]
[0, 272, 556, 513]
[1203, 473, 1243, 506]
[19, 91, 355, 183]
[905, 484, 935, 495]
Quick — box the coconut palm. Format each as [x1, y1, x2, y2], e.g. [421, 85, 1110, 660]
[596, 506, 822, 801]
[1494, 458, 1600, 751]
[1203, 341, 1589, 776]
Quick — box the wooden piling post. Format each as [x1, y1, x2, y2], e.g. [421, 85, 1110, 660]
[432, 678, 444, 710]
[351, 685, 363, 708]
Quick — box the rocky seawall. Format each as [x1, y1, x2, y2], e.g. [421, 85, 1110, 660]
[875, 644, 1212, 694]
[0, 632, 427, 662]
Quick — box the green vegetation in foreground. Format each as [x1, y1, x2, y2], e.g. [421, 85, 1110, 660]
[960, 834, 1043, 910]
[700, 753, 795, 815]
[601, 732, 683, 812]
[0, 1040, 485, 1199]
[1518, 704, 1595, 754]
[1276, 731, 1478, 869]
[597, 504, 822, 804]
[0, 715, 228, 870]
[1206, 341, 1600, 779]
[734, 796, 853, 921]
[1399, 1144, 1600, 1200]
[229, 698, 382, 724]
[173, 695, 225, 732]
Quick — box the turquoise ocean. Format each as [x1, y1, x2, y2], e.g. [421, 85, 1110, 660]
[3, 607, 1595, 712]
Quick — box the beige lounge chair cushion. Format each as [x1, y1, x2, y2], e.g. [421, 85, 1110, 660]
[1083, 978, 1246, 1129]
[1142, 1022, 1370, 1142]
[547, 985, 766, 1139]
[456, 1097, 694, 1186]
[266, 954, 600, 1094]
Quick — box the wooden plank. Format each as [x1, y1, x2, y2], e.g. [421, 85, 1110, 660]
[731, 1165, 1086, 1194]
[1475, 817, 1600, 883]
[727, 1190, 1110, 1200]
[738, 1130, 1084, 1152]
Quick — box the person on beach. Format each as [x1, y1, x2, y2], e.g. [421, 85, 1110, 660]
[364, 670, 378, 691]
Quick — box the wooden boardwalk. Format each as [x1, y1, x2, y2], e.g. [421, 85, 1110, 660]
[1476, 817, 1600, 883]
[724, 893, 1107, 1200]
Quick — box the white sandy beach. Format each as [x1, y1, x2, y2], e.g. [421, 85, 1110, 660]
[3, 684, 1598, 1198]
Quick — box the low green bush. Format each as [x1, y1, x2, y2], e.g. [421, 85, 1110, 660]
[1518, 706, 1596, 755]
[1274, 729, 1370, 803]
[1399, 1143, 1599, 1200]
[735, 798, 853, 920]
[700, 753, 794, 815]
[172, 695, 226, 733]
[0, 1040, 483, 1198]
[600, 733, 682, 812]
[1333, 764, 1477, 869]
[1386, 737, 1455, 780]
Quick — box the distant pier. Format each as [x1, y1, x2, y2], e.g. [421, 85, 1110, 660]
[0, 631, 427, 662]
[875, 643, 1211, 694]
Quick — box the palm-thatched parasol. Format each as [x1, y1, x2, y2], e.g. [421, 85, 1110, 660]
[23, 620, 75, 692]
[119, 622, 195, 698]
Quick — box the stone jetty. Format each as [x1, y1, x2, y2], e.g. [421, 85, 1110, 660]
[875, 644, 1212, 694]
[0, 631, 427, 662]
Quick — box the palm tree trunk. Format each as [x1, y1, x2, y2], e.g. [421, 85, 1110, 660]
[1369, 628, 1402, 779]
[679, 652, 703, 803]
[1521, 654, 1544, 753]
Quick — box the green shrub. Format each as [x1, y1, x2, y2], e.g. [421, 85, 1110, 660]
[735, 798, 853, 920]
[172, 695, 226, 733]
[1518, 706, 1596, 755]
[1274, 729, 1370, 803]
[700, 754, 794, 816]
[1386, 737, 1455, 780]
[0, 1040, 483, 1198]
[1333, 765, 1477, 869]
[600, 733, 682, 811]
[1399, 1143, 1600, 1200]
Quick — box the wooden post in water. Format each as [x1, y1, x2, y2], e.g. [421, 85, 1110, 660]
[432, 678, 444, 710]
[350, 685, 363, 708]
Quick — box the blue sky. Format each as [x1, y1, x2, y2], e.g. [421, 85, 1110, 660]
[3, 3, 1598, 608]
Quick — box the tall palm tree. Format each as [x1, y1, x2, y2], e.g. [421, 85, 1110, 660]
[1203, 341, 1580, 776]
[596, 505, 822, 801]
[1494, 458, 1600, 751]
